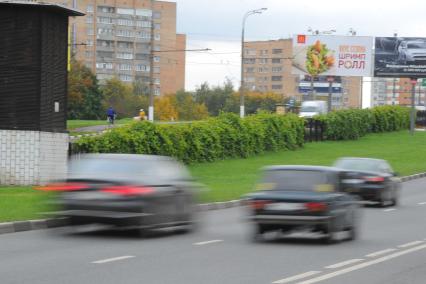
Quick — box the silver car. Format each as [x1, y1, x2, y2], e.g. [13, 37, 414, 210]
[398, 40, 426, 64]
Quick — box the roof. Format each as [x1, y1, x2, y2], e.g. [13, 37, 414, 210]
[0, 1, 85, 16]
[263, 165, 342, 172]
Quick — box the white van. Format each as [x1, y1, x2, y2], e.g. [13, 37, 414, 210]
[299, 100, 328, 118]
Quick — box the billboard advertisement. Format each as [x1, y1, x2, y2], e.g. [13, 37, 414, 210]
[374, 37, 426, 77]
[292, 35, 374, 77]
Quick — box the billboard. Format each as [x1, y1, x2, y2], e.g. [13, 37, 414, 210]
[374, 37, 426, 77]
[293, 35, 374, 77]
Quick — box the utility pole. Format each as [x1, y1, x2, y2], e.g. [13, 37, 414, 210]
[148, 0, 155, 122]
[327, 76, 334, 111]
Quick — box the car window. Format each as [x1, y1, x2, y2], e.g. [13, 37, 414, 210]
[261, 170, 330, 192]
[334, 159, 383, 173]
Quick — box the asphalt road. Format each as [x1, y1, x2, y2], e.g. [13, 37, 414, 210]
[1, 178, 426, 284]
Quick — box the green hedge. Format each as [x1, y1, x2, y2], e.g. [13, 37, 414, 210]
[73, 113, 305, 164]
[315, 106, 410, 140]
[73, 106, 410, 163]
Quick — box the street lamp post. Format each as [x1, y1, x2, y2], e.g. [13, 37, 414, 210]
[240, 7, 267, 118]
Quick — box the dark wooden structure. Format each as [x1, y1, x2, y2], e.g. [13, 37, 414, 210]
[0, 2, 84, 132]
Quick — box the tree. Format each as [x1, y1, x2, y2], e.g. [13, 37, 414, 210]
[193, 79, 235, 116]
[67, 60, 103, 119]
[155, 94, 178, 121]
[102, 78, 148, 118]
[132, 79, 150, 96]
[175, 90, 209, 121]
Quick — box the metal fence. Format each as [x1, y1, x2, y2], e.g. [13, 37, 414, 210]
[416, 111, 426, 128]
[304, 118, 325, 142]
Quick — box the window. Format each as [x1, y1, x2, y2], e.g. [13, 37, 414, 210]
[272, 48, 283, 54]
[272, 84, 283, 90]
[85, 62, 92, 69]
[260, 49, 268, 55]
[154, 56, 160, 63]
[119, 64, 132, 71]
[97, 28, 114, 36]
[136, 9, 152, 17]
[86, 16, 93, 23]
[272, 76, 282, 81]
[136, 31, 150, 39]
[97, 40, 114, 47]
[258, 67, 268, 73]
[153, 66, 160, 73]
[97, 17, 114, 24]
[243, 58, 255, 64]
[153, 45, 161, 51]
[259, 58, 268, 64]
[117, 52, 133, 59]
[96, 51, 113, 58]
[272, 58, 282, 64]
[154, 23, 161, 30]
[86, 4, 93, 13]
[135, 53, 149, 60]
[97, 6, 114, 13]
[258, 76, 268, 82]
[97, 74, 113, 80]
[87, 28, 94, 36]
[135, 64, 150, 72]
[245, 77, 255, 83]
[116, 8, 134, 15]
[153, 11, 161, 19]
[245, 49, 256, 56]
[85, 51, 93, 58]
[154, 78, 160, 85]
[117, 18, 133, 26]
[154, 34, 161, 41]
[116, 29, 134, 38]
[154, 88, 160, 95]
[272, 66, 283, 73]
[136, 20, 151, 28]
[119, 74, 133, 82]
[86, 40, 93, 46]
[117, 41, 133, 49]
[96, 62, 113, 69]
[245, 67, 255, 73]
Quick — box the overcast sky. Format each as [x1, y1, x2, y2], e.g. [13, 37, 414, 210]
[171, 0, 426, 101]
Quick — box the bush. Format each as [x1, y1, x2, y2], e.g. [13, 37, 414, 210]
[314, 106, 410, 140]
[73, 113, 305, 164]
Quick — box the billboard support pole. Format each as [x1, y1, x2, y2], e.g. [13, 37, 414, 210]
[410, 78, 417, 135]
[327, 76, 334, 111]
[311, 76, 316, 100]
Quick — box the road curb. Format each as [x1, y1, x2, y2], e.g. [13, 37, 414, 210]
[1, 173, 425, 235]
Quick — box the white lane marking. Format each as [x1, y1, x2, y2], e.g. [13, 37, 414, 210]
[418, 202, 426, 205]
[398, 240, 423, 248]
[272, 271, 321, 284]
[383, 208, 396, 212]
[92, 255, 135, 264]
[193, 239, 223, 246]
[365, 248, 397, 258]
[325, 259, 364, 269]
[296, 243, 426, 284]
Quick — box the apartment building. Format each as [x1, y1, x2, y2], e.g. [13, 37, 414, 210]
[242, 39, 362, 109]
[53, 0, 185, 95]
[371, 78, 425, 107]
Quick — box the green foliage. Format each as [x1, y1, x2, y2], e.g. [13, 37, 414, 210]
[68, 60, 104, 119]
[314, 106, 410, 140]
[74, 113, 305, 164]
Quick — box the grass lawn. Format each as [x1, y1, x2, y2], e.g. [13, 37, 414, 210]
[0, 187, 53, 222]
[1, 130, 425, 222]
[67, 118, 132, 131]
[189, 130, 426, 202]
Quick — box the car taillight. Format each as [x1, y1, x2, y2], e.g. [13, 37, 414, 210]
[101, 185, 155, 196]
[364, 176, 385, 182]
[35, 183, 89, 192]
[305, 202, 328, 212]
[247, 200, 271, 210]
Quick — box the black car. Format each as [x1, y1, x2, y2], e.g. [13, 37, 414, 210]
[333, 157, 400, 207]
[244, 166, 360, 243]
[41, 154, 200, 235]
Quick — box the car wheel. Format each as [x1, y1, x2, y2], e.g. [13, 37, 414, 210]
[251, 223, 265, 242]
[324, 221, 339, 244]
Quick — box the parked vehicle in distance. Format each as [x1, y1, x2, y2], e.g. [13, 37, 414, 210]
[39, 154, 200, 236]
[333, 157, 400, 207]
[299, 100, 328, 118]
[244, 166, 360, 243]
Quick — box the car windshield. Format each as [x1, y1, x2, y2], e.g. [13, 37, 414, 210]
[262, 170, 329, 191]
[301, 106, 318, 112]
[334, 159, 384, 173]
[407, 42, 426, 49]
